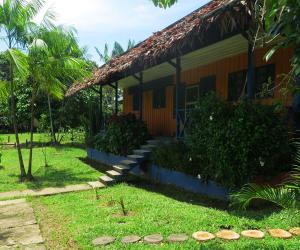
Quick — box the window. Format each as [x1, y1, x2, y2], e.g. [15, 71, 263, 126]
[185, 75, 216, 109]
[228, 70, 247, 101]
[255, 64, 275, 98]
[132, 93, 140, 111]
[199, 75, 216, 97]
[153, 87, 166, 109]
[227, 64, 276, 101]
[186, 85, 199, 106]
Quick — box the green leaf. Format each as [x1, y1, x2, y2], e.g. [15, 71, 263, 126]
[264, 48, 277, 62]
[6, 48, 29, 80]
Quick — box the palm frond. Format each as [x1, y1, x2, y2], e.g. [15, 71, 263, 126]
[6, 48, 28, 79]
[0, 80, 9, 100]
[230, 183, 296, 210]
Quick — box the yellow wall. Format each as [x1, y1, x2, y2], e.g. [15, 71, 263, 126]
[123, 46, 294, 136]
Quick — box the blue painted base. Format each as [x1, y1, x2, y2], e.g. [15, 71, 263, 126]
[87, 148, 128, 166]
[87, 148, 229, 200]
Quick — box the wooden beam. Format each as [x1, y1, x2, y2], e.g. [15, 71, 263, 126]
[90, 86, 101, 94]
[175, 57, 181, 139]
[168, 60, 177, 69]
[99, 85, 103, 130]
[132, 74, 142, 82]
[115, 82, 119, 114]
[139, 72, 143, 120]
[247, 41, 255, 100]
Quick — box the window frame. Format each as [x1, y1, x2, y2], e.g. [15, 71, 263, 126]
[153, 87, 166, 109]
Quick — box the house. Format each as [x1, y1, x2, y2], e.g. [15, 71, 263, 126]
[66, 0, 294, 138]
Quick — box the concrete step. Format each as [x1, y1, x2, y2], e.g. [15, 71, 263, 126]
[106, 170, 123, 180]
[147, 140, 160, 145]
[141, 144, 157, 151]
[133, 149, 151, 158]
[127, 154, 145, 163]
[120, 159, 138, 168]
[99, 175, 115, 186]
[113, 164, 131, 174]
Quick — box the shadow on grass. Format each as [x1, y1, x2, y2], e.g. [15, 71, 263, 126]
[8, 166, 97, 190]
[78, 157, 281, 222]
[18, 142, 86, 150]
[0, 165, 4, 171]
[78, 157, 111, 173]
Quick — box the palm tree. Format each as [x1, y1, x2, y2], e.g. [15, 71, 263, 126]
[152, 0, 177, 8]
[26, 26, 90, 178]
[95, 40, 136, 64]
[94, 40, 136, 116]
[0, 0, 49, 180]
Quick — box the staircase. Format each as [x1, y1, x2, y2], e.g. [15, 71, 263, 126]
[98, 139, 163, 187]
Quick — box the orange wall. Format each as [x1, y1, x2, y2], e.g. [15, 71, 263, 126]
[123, 46, 294, 136]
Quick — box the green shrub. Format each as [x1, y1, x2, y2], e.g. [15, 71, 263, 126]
[186, 93, 291, 190]
[94, 113, 149, 156]
[152, 141, 197, 175]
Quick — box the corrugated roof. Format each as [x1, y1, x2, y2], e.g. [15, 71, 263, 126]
[66, 0, 251, 96]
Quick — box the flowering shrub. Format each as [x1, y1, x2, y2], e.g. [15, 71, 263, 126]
[152, 141, 198, 175]
[94, 113, 149, 156]
[186, 93, 291, 190]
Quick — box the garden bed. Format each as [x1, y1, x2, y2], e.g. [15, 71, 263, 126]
[87, 148, 228, 200]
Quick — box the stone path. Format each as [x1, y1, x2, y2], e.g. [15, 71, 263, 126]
[0, 199, 45, 249]
[92, 228, 300, 246]
[0, 181, 104, 200]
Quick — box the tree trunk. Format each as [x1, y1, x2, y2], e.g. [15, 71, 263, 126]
[9, 66, 26, 180]
[47, 94, 56, 143]
[27, 91, 36, 180]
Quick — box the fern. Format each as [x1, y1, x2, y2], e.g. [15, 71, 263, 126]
[230, 184, 296, 210]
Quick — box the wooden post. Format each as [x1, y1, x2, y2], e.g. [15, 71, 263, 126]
[139, 72, 143, 120]
[247, 41, 255, 100]
[293, 76, 300, 131]
[176, 57, 181, 139]
[115, 82, 119, 114]
[100, 85, 103, 129]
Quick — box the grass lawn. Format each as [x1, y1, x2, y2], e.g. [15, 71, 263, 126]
[31, 181, 300, 250]
[0, 133, 100, 193]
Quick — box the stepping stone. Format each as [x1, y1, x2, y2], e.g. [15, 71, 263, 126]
[241, 230, 265, 239]
[144, 234, 163, 244]
[92, 236, 116, 246]
[147, 140, 160, 145]
[133, 149, 151, 157]
[167, 234, 188, 243]
[216, 230, 240, 240]
[289, 227, 300, 236]
[141, 144, 157, 151]
[120, 159, 138, 168]
[113, 165, 131, 174]
[106, 170, 123, 180]
[121, 235, 141, 244]
[127, 155, 144, 163]
[268, 229, 293, 239]
[99, 175, 115, 186]
[192, 231, 215, 242]
[88, 181, 105, 189]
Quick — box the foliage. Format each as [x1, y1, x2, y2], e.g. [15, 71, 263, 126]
[263, 0, 300, 78]
[152, 0, 178, 8]
[94, 113, 149, 156]
[231, 142, 300, 210]
[186, 93, 291, 189]
[152, 141, 197, 175]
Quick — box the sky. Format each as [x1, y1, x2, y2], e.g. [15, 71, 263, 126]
[0, 0, 210, 64]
